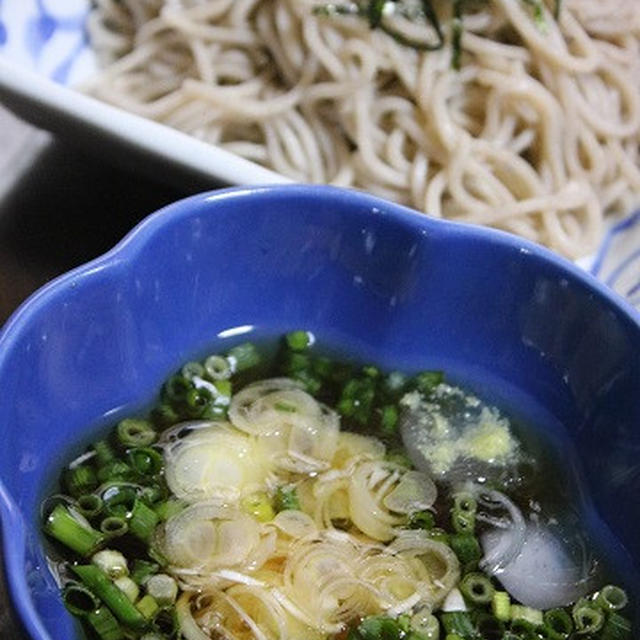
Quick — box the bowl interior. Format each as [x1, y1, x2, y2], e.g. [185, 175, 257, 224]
[0, 185, 639, 639]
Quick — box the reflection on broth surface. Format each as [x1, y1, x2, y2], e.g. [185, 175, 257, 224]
[42, 331, 634, 640]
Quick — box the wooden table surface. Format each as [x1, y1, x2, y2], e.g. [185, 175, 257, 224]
[0, 105, 195, 637]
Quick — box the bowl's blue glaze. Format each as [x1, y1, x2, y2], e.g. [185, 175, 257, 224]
[0, 185, 639, 639]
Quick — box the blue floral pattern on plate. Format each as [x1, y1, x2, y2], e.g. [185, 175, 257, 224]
[0, 0, 92, 85]
[590, 211, 640, 311]
[0, 2, 7, 47]
[0, 0, 639, 313]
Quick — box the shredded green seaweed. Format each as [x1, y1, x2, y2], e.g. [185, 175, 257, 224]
[313, 0, 563, 68]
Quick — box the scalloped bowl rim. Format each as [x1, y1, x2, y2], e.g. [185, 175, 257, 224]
[0, 184, 638, 640]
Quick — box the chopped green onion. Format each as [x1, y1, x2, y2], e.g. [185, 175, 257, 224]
[291, 368, 322, 394]
[449, 532, 481, 570]
[76, 494, 103, 519]
[509, 619, 539, 639]
[44, 504, 105, 556]
[181, 361, 205, 380]
[72, 564, 147, 629]
[163, 375, 192, 403]
[151, 403, 179, 429]
[116, 418, 156, 447]
[472, 610, 505, 639]
[113, 576, 139, 603]
[100, 517, 128, 538]
[286, 330, 313, 351]
[502, 633, 526, 640]
[86, 606, 125, 640]
[357, 615, 405, 640]
[440, 612, 477, 639]
[62, 582, 100, 616]
[398, 615, 412, 634]
[204, 354, 232, 380]
[329, 362, 354, 385]
[408, 510, 435, 530]
[136, 594, 159, 620]
[572, 600, 604, 635]
[453, 492, 477, 515]
[451, 509, 475, 534]
[200, 403, 227, 420]
[283, 351, 311, 375]
[279, 353, 314, 386]
[139, 484, 166, 506]
[596, 585, 628, 612]
[338, 377, 376, 425]
[127, 447, 163, 476]
[362, 365, 380, 379]
[410, 611, 440, 640]
[92, 549, 129, 579]
[154, 498, 186, 522]
[213, 378, 232, 398]
[424, 527, 449, 544]
[459, 572, 494, 605]
[543, 608, 573, 639]
[600, 612, 631, 640]
[380, 404, 399, 435]
[227, 342, 260, 372]
[274, 486, 301, 512]
[93, 439, 116, 466]
[128, 499, 159, 541]
[102, 484, 137, 516]
[312, 356, 333, 379]
[146, 574, 178, 606]
[242, 492, 275, 522]
[64, 465, 98, 498]
[97, 460, 134, 484]
[152, 607, 179, 637]
[511, 605, 544, 627]
[414, 371, 444, 395]
[184, 387, 213, 417]
[492, 591, 511, 622]
[130, 559, 159, 586]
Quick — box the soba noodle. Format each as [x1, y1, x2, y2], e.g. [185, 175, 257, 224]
[85, 0, 640, 258]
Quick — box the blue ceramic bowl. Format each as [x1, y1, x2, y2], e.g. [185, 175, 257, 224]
[0, 185, 639, 639]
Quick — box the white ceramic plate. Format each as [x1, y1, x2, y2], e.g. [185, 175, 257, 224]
[0, 0, 289, 187]
[0, 0, 638, 311]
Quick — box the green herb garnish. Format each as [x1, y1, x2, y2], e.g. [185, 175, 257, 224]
[313, 0, 563, 68]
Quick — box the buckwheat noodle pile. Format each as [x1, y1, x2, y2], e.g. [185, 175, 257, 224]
[85, 0, 640, 258]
